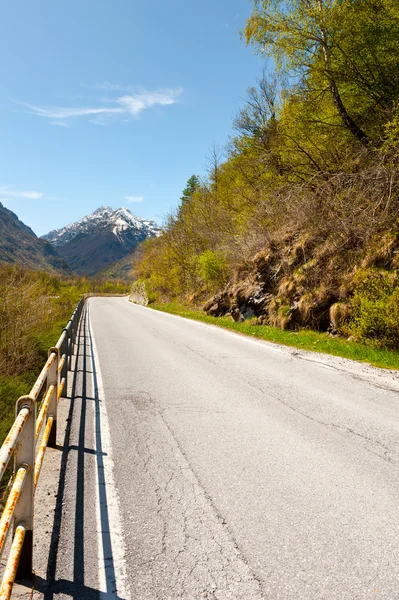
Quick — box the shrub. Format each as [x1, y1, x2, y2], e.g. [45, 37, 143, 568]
[346, 269, 399, 348]
[198, 250, 228, 287]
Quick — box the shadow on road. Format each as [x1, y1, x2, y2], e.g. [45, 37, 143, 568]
[37, 307, 126, 600]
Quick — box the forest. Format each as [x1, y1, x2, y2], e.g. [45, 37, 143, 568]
[133, 0, 399, 350]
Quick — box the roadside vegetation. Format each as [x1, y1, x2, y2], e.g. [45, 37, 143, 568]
[133, 0, 399, 359]
[0, 264, 129, 445]
[151, 303, 399, 370]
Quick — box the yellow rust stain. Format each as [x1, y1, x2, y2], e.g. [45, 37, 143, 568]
[35, 385, 55, 440]
[34, 417, 53, 489]
[30, 352, 56, 400]
[57, 379, 65, 402]
[57, 355, 66, 373]
[0, 467, 27, 555]
[0, 523, 26, 599]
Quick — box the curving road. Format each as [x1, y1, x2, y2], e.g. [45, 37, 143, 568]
[38, 296, 399, 600]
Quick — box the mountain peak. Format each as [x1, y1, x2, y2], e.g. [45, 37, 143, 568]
[93, 205, 113, 215]
[42, 206, 160, 247]
[41, 205, 161, 276]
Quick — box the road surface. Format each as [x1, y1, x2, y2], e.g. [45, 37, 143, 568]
[36, 297, 399, 600]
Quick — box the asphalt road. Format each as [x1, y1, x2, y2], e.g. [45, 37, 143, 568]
[41, 297, 399, 600]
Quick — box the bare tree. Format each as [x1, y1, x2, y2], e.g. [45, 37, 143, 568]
[205, 144, 224, 192]
[234, 70, 279, 146]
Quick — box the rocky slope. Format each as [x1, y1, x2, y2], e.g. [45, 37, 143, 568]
[0, 202, 70, 273]
[42, 206, 161, 276]
[203, 228, 399, 335]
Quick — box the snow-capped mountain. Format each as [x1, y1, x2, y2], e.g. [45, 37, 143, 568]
[43, 205, 161, 247]
[42, 206, 162, 276]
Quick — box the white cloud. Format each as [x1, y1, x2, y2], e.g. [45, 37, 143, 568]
[14, 101, 122, 119]
[10, 87, 183, 126]
[89, 118, 106, 126]
[117, 89, 183, 115]
[0, 186, 43, 200]
[83, 81, 126, 92]
[49, 120, 71, 127]
[125, 195, 144, 203]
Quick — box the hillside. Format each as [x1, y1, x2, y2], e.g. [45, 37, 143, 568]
[97, 253, 137, 281]
[43, 206, 161, 276]
[133, 0, 399, 349]
[0, 202, 70, 274]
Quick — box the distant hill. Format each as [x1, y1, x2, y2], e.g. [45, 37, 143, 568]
[0, 202, 70, 273]
[42, 206, 161, 276]
[97, 253, 136, 281]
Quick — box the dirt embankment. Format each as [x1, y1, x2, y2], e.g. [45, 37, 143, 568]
[204, 229, 399, 335]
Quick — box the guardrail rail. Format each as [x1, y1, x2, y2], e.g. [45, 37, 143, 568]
[0, 298, 85, 599]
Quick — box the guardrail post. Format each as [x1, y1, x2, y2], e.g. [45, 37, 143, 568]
[70, 313, 75, 356]
[74, 308, 78, 343]
[13, 396, 35, 580]
[47, 348, 59, 448]
[60, 331, 68, 398]
[67, 322, 73, 371]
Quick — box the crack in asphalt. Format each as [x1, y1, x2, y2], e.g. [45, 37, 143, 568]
[174, 339, 397, 466]
[125, 391, 266, 600]
[244, 379, 396, 465]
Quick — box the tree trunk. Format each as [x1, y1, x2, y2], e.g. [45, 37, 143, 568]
[317, 0, 370, 145]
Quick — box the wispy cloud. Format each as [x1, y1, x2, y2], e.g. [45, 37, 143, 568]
[12, 102, 122, 120]
[0, 185, 43, 200]
[10, 87, 183, 126]
[49, 120, 71, 127]
[83, 81, 126, 92]
[117, 90, 182, 115]
[125, 195, 144, 203]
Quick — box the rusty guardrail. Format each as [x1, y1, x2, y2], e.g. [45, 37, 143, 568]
[0, 297, 85, 599]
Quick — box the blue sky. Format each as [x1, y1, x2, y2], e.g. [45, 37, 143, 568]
[0, 0, 264, 235]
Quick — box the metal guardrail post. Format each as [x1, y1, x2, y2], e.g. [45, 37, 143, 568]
[61, 332, 68, 398]
[70, 313, 75, 359]
[67, 322, 73, 371]
[46, 349, 59, 449]
[13, 396, 35, 580]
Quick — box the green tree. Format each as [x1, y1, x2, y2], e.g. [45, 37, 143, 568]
[245, 0, 399, 145]
[180, 175, 200, 206]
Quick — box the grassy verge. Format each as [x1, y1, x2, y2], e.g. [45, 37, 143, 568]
[150, 302, 399, 370]
[0, 317, 71, 447]
[35, 317, 72, 362]
[0, 373, 35, 500]
[0, 375, 34, 445]
[0, 315, 76, 502]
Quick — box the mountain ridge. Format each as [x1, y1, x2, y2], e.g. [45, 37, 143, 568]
[0, 202, 71, 274]
[43, 205, 161, 247]
[42, 205, 161, 276]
